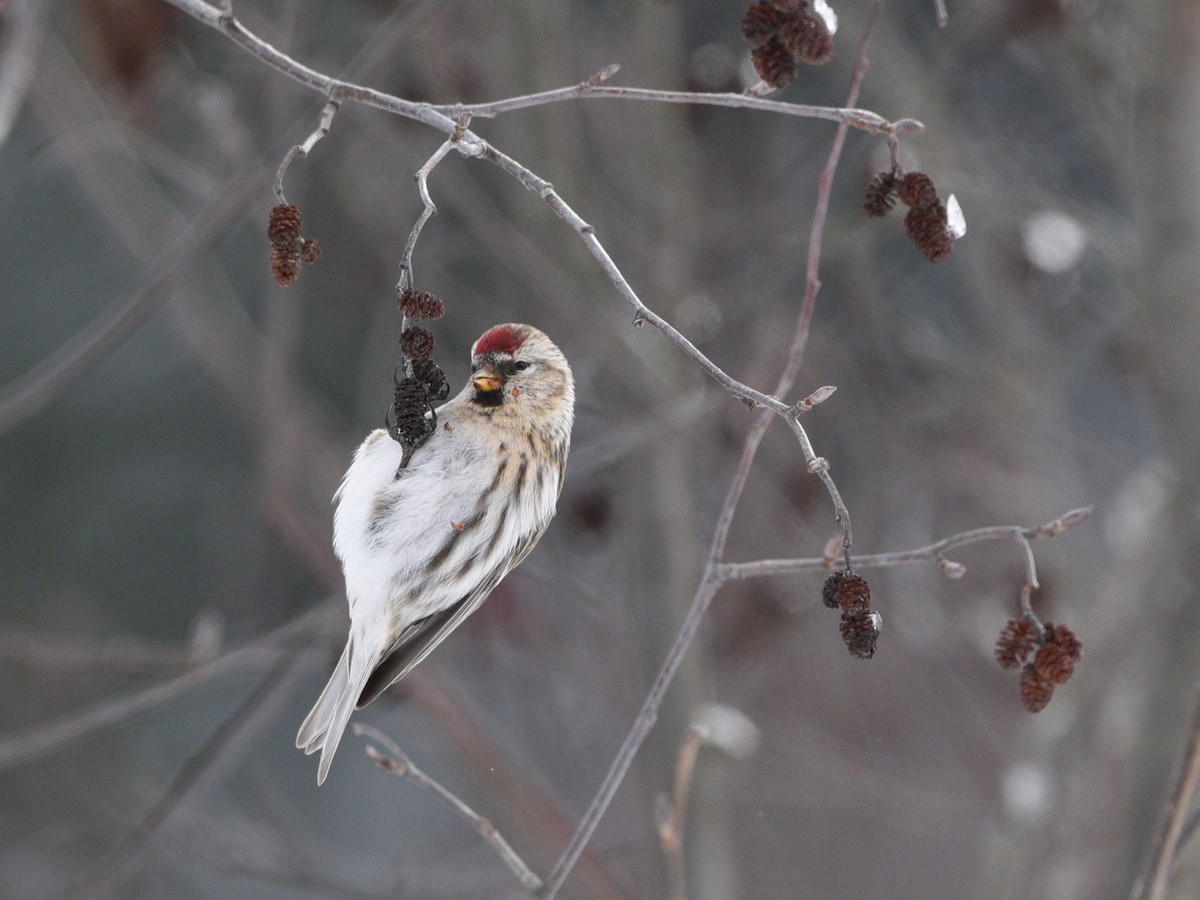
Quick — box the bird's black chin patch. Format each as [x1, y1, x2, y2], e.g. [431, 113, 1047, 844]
[473, 390, 504, 408]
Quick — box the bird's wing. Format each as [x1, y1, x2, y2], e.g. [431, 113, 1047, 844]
[355, 529, 542, 709]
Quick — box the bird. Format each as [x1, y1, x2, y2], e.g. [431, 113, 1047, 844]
[297, 323, 575, 784]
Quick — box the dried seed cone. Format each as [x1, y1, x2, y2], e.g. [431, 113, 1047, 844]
[269, 246, 301, 286]
[1033, 643, 1076, 685]
[840, 611, 879, 660]
[896, 172, 938, 208]
[836, 573, 872, 616]
[1042, 623, 1083, 662]
[268, 203, 303, 250]
[821, 570, 847, 610]
[392, 377, 434, 447]
[412, 357, 449, 402]
[995, 617, 1038, 670]
[779, 10, 833, 65]
[904, 201, 954, 262]
[398, 289, 446, 321]
[751, 39, 798, 89]
[400, 326, 435, 360]
[741, 1, 780, 48]
[864, 171, 899, 218]
[1019, 664, 1054, 713]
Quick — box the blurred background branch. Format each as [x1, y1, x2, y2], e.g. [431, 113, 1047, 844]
[2, 0, 1198, 898]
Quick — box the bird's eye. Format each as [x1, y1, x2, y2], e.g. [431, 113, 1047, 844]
[514, 360, 529, 371]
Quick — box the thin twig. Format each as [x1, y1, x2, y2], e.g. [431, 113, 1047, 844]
[354, 724, 544, 894]
[714, 507, 1092, 582]
[0, 161, 273, 436]
[0, 0, 46, 146]
[273, 96, 340, 202]
[67, 650, 302, 900]
[161, 0, 854, 555]
[395, 137, 459, 297]
[1132, 686, 1200, 900]
[0, 603, 334, 772]
[656, 724, 710, 900]
[540, 9, 887, 895]
[440, 82, 909, 135]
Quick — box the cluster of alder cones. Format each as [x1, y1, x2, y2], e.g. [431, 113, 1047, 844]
[822, 571, 880, 660]
[388, 289, 450, 451]
[266, 203, 321, 286]
[864, 169, 958, 262]
[995, 618, 1083, 713]
[741, 0, 834, 89]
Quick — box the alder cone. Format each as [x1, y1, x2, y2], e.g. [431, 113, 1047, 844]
[1019, 664, 1054, 713]
[897, 172, 938, 208]
[779, 11, 833, 65]
[864, 171, 899, 218]
[268, 203, 303, 250]
[741, 1, 780, 49]
[904, 201, 954, 262]
[751, 39, 798, 89]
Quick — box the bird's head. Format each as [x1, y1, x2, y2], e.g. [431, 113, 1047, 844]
[467, 324, 574, 432]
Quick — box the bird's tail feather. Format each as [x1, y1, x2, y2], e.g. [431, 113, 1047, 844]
[295, 637, 372, 785]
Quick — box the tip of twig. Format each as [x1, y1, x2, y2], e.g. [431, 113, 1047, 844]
[589, 63, 621, 85]
[936, 557, 967, 580]
[1040, 506, 1094, 536]
[891, 118, 925, 135]
[690, 704, 759, 759]
[796, 385, 836, 413]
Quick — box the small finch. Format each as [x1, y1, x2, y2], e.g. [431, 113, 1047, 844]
[297, 324, 575, 784]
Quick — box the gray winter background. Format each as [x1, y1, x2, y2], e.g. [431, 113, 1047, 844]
[1, 0, 1198, 897]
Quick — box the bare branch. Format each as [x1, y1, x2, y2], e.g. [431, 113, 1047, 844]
[439, 83, 910, 136]
[274, 97, 341, 203]
[657, 724, 708, 900]
[0, 162, 273, 437]
[0, 604, 334, 773]
[541, 7, 888, 894]
[66, 652, 302, 900]
[1132, 687, 1200, 900]
[715, 508, 1090, 583]
[0, 0, 46, 147]
[355, 724, 543, 894]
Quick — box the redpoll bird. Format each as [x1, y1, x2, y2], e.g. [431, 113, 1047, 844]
[297, 324, 575, 784]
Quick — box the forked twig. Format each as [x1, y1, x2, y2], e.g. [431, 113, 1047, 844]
[354, 724, 543, 893]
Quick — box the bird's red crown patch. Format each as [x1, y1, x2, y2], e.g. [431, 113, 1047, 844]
[472, 325, 526, 357]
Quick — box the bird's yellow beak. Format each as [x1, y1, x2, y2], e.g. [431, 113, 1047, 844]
[472, 365, 504, 393]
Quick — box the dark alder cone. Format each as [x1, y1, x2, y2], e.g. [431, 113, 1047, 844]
[400, 326, 435, 360]
[392, 377, 434, 447]
[267, 203, 303, 250]
[904, 201, 954, 262]
[751, 38, 798, 89]
[821, 570, 847, 610]
[300, 238, 322, 264]
[398, 288, 446, 320]
[269, 246, 300, 286]
[1019, 664, 1054, 713]
[840, 612, 879, 660]
[741, 1, 780, 49]
[864, 171, 899, 218]
[1042, 622, 1083, 663]
[995, 617, 1038, 670]
[896, 172, 939, 208]
[779, 9, 833, 65]
[412, 357, 449, 402]
[836, 573, 872, 616]
[1033, 643, 1076, 685]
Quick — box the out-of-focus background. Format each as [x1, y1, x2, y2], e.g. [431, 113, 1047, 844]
[2, 0, 1198, 897]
